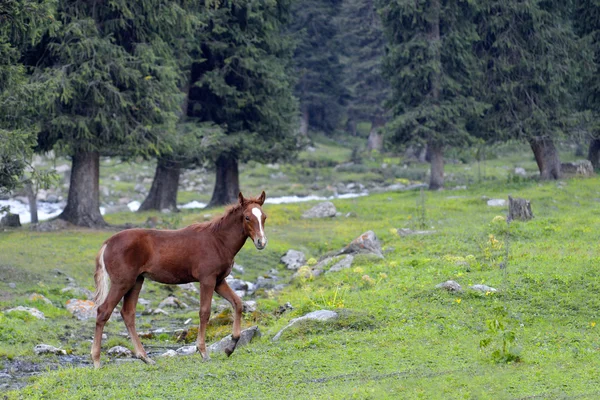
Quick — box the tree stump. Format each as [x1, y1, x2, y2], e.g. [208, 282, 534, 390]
[507, 196, 533, 222]
[0, 213, 21, 227]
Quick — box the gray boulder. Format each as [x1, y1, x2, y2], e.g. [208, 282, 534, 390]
[302, 202, 337, 219]
[326, 255, 354, 273]
[66, 299, 96, 320]
[272, 310, 338, 341]
[208, 326, 261, 354]
[561, 160, 594, 177]
[469, 284, 497, 293]
[281, 249, 306, 270]
[436, 280, 462, 292]
[107, 346, 133, 358]
[337, 230, 383, 258]
[158, 296, 189, 309]
[6, 306, 45, 320]
[34, 344, 66, 355]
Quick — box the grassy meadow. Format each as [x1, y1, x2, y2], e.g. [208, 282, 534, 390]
[1, 140, 600, 398]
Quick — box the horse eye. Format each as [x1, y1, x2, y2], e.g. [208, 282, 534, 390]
[245, 216, 250, 221]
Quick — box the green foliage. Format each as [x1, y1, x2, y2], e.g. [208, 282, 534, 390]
[379, 0, 485, 148]
[288, 0, 347, 133]
[479, 307, 522, 363]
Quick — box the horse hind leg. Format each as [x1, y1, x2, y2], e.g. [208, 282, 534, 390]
[121, 276, 154, 365]
[91, 283, 131, 369]
[215, 280, 243, 357]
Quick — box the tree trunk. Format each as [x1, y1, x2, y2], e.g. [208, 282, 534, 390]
[138, 158, 181, 212]
[24, 182, 38, 224]
[346, 118, 357, 137]
[529, 137, 561, 180]
[59, 151, 106, 227]
[367, 116, 385, 152]
[299, 104, 309, 136]
[428, 141, 444, 190]
[588, 138, 600, 169]
[207, 154, 239, 207]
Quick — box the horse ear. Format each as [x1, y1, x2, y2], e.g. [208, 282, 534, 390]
[238, 192, 245, 205]
[257, 190, 266, 205]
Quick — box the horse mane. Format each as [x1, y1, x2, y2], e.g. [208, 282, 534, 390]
[191, 198, 262, 233]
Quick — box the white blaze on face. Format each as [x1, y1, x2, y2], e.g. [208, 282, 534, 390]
[251, 207, 266, 242]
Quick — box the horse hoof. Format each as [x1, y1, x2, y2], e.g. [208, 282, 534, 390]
[201, 354, 211, 362]
[224, 347, 235, 357]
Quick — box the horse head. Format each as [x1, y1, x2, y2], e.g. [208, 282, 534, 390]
[239, 191, 268, 250]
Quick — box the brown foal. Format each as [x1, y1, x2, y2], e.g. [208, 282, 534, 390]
[90, 191, 268, 368]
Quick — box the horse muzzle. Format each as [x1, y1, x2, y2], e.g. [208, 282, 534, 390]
[254, 237, 268, 250]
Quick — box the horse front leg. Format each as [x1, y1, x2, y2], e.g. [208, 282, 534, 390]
[215, 280, 242, 357]
[197, 281, 215, 361]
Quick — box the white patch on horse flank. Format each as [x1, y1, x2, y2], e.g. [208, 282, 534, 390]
[251, 207, 265, 238]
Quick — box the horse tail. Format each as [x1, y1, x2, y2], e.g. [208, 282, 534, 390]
[93, 243, 111, 310]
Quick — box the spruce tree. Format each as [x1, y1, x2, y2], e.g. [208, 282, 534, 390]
[31, 0, 186, 226]
[289, 0, 347, 135]
[0, 0, 58, 194]
[476, 0, 582, 179]
[336, 0, 389, 151]
[379, 0, 484, 189]
[188, 0, 298, 207]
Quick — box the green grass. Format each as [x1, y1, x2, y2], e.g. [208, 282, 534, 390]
[1, 171, 600, 398]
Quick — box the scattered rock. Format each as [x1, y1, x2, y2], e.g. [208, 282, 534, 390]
[337, 230, 383, 258]
[233, 263, 245, 274]
[226, 277, 254, 292]
[6, 306, 45, 320]
[345, 212, 357, 218]
[8, 282, 16, 289]
[272, 310, 339, 341]
[514, 167, 527, 177]
[178, 283, 198, 293]
[61, 286, 93, 300]
[254, 275, 279, 290]
[281, 250, 306, 270]
[435, 280, 462, 292]
[107, 346, 133, 358]
[142, 308, 170, 316]
[208, 326, 261, 354]
[469, 284, 497, 293]
[158, 296, 189, 309]
[487, 199, 507, 207]
[326, 255, 354, 273]
[160, 350, 178, 357]
[28, 293, 52, 304]
[65, 299, 96, 320]
[397, 228, 436, 236]
[34, 344, 66, 355]
[175, 345, 197, 355]
[275, 302, 294, 316]
[301, 202, 337, 219]
[242, 300, 257, 313]
[561, 160, 594, 177]
[0, 214, 21, 227]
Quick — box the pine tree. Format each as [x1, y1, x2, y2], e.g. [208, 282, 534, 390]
[289, 0, 347, 135]
[188, 0, 298, 207]
[0, 0, 58, 195]
[31, 0, 186, 226]
[379, 0, 484, 189]
[336, 0, 389, 151]
[476, 0, 582, 179]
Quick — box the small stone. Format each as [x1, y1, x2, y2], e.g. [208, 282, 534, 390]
[469, 284, 497, 293]
[514, 167, 527, 177]
[158, 296, 189, 309]
[243, 300, 257, 313]
[176, 345, 197, 355]
[326, 255, 354, 273]
[65, 299, 95, 320]
[487, 199, 507, 207]
[151, 308, 170, 316]
[6, 306, 45, 320]
[34, 344, 66, 355]
[338, 230, 383, 258]
[281, 250, 306, 270]
[8, 283, 16, 289]
[273, 310, 338, 341]
[301, 202, 337, 219]
[107, 346, 133, 358]
[178, 283, 198, 293]
[397, 228, 436, 236]
[208, 326, 261, 354]
[435, 280, 462, 292]
[28, 293, 52, 304]
[184, 318, 192, 325]
[161, 350, 178, 357]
